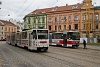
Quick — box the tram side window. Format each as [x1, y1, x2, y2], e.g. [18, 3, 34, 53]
[52, 35, 56, 39]
[67, 33, 72, 39]
[12, 34, 15, 41]
[16, 33, 20, 39]
[52, 34, 63, 39]
[22, 32, 27, 39]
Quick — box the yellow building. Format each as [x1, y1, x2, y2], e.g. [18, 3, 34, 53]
[0, 20, 17, 40]
[80, 0, 100, 38]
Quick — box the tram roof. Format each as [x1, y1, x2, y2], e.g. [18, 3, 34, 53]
[22, 29, 49, 31]
[63, 30, 79, 34]
[50, 32, 63, 33]
[31, 29, 49, 30]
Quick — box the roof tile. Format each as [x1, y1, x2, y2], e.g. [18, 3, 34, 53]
[0, 20, 17, 26]
[31, 3, 82, 15]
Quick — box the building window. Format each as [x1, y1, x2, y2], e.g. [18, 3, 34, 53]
[12, 28, 13, 31]
[34, 19, 36, 23]
[72, 5, 78, 9]
[28, 17, 30, 24]
[69, 25, 71, 29]
[38, 18, 40, 23]
[96, 23, 98, 29]
[59, 25, 61, 30]
[83, 24, 86, 29]
[64, 16, 66, 22]
[74, 16, 78, 21]
[83, 15, 86, 20]
[2, 32, 3, 34]
[68, 16, 71, 21]
[49, 26, 51, 30]
[55, 17, 57, 22]
[74, 24, 78, 29]
[48, 18, 52, 22]
[2, 27, 3, 30]
[24, 24, 27, 29]
[55, 26, 57, 30]
[95, 14, 99, 20]
[90, 23, 91, 30]
[58, 16, 61, 22]
[9, 27, 10, 31]
[42, 17, 45, 23]
[64, 25, 66, 30]
[14, 28, 16, 32]
[24, 18, 27, 22]
[90, 14, 93, 20]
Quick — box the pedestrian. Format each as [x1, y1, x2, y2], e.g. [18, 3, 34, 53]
[83, 39, 87, 49]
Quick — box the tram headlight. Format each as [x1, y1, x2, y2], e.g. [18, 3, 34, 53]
[38, 44, 40, 46]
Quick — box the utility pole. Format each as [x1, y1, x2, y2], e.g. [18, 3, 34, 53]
[86, 0, 91, 38]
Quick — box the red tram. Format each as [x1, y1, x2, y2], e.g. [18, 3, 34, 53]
[49, 30, 80, 48]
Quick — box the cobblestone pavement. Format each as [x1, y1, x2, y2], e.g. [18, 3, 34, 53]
[79, 44, 100, 51]
[0, 41, 100, 67]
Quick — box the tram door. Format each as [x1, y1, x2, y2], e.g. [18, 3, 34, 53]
[63, 34, 67, 47]
[29, 33, 31, 46]
[49, 33, 52, 45]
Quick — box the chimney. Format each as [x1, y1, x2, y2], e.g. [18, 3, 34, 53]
[9, 19, 10, 22]
[55, 6, 58, 8]
[66, 4, 68, 6]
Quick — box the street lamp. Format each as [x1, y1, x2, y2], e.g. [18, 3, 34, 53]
[8, 14, 10, 16]
[0, 1, 2, 9]
[0, 1, 2, 4]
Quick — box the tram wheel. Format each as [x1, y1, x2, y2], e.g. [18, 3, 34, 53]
[72, 46, 78, 48]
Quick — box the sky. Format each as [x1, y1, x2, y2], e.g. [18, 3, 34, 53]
[0, 0, 99, 22]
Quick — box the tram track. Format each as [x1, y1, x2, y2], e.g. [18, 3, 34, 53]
[79, 46, 100, 51]
[5, 44, 82, 67]
[47, 46, 100, 65]
[8, 44, 100, 67]
[1, 44, 44, 67]
[49, 46, 100, 57]
[1, 42, 100, 67]
[39, 52, 83, 67]
[43, 49, 99, 64]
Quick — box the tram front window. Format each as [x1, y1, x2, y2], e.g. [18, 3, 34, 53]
[72, 32, 80, 40]
[38, 35, 48, 39]
[37, 30, 48, 39]
[67, 32, 80, 40]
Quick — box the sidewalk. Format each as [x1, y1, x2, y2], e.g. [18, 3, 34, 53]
[79, 44, 100, 51]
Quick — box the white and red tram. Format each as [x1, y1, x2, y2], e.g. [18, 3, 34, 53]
[7, 29, 49, 51]
[49, 30, 80, 48]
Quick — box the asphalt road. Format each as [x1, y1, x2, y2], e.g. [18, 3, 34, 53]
[0, 41, 100, 67]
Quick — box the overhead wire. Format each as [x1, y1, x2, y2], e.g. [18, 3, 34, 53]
[49, 0, 60, 7]
[15, 0, 37, 20]
[14, 0, 28, 15]
[19, 0, 60, 16]
[15, 0, 61, 21]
